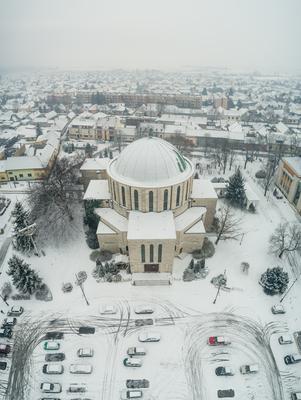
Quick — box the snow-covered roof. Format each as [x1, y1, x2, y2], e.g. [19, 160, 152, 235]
[191, 179, 218, 200]
[175, 207, 206, 232]
[84, 180, 111, 200]
[5, 156, 43, 170]
[127, 211, 176, 240]
[80, 158, 110, 171]
[95, 208, 128, 232]
[283, 157, 301, 177]
[108, 137, 194, 188]
[96, 221, 116, 235]
[244, 183, 260, 202]
[185, 220, 205, 234]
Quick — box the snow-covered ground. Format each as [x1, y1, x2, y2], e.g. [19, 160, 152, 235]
[0, 157, 300, 400]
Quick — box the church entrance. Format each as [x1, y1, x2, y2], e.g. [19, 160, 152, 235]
[144, 264, 159, 273]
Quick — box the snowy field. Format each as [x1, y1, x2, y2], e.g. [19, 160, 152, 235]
[0, 157, 300, 400]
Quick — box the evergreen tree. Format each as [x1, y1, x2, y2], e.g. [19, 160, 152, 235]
[260, 267, 289, 295]
[7, 255, 43, 295]
[226, 168, 246, 208]
[11, 201, 35, 254]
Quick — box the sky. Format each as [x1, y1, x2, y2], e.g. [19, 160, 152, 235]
[0, 0, 300, 73]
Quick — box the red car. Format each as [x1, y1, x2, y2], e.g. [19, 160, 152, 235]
[208, 336, 231, 346]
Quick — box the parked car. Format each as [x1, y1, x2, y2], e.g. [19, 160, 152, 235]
[70, 364, 93, 374]
[271, 304, 285, 314]
[120, 389, 143, 399]
[215, 366, 234, 376]
[138, 332, 160, 342]
[0, 344, 11, 356]
[135, 319, 153, 327]
[77, 347, 94, 357]
[123, 358, 142, 367]
[217, 389, 235, 398]
[67, 383, 87, 393]
[7, 306, 23, 316]
[126, 379, 150, 389]
[208, 336, 231, 346]
[127, 347, 146, 356]
[284, 354, 301, 365]
[278, 335, 293, 345]
[40, 383, 62, 393]
[240, 364, 259, 374]
[41, 398, 60, 400]
[2, 317, 17, 326]
[0, 327, 12, 339]
[100, 304, 117, 314]
[43, 341, 60, 351]
[42, 363, 64, 374]
[0, 361, 7, 370]
[134, 305, 155, 314]
[291, 393, 301, 400]
[45, 353, 65, 362]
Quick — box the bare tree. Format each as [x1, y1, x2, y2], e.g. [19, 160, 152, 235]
[28, 155, 84, 245]
[262, 157, 277, 196]
[270, 223, 301, 258]
[228, 148, 236, 171]
[214, 204, 242, 245]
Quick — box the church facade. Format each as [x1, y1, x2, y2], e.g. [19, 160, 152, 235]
[83, 137, 217, 274]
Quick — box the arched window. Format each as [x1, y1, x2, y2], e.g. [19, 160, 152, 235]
[176, 186, 181, 207]
[134, 190, 139, 210]
[149, 191, 153, 212]
[150, 244, 154, 262]
[185, 181, 188, 201]
[121, 186, 126, 207]
[163, 189, 168, 210]
[113, 182, 116, 201]
[141, 244, 145, 262]
[158, 244, 162, 263]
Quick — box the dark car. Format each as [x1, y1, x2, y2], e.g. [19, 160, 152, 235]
[215, 367, 234, 376]
[45, 353, 65, 362]
[126, 379, 150, 389]
[45, 332, 64, 340]
[0, 362, 7, 370]
[0, 344, 11, 356]
[284, 354, 301, 365]
[217, 389, 235, 398]
[0, 328, 12, 339]
[135, 319, 153, 327]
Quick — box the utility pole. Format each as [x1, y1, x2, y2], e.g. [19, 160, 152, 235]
[75, 273, 89, 306]
[280, 277, 298, 303]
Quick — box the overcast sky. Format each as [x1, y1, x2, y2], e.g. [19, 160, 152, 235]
[0, 0, 300, 73]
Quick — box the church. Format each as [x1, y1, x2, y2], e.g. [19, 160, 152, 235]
[83, 137, 217, 275]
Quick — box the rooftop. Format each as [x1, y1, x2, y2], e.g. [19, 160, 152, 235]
[108, 137, 194, 188]
[84, 180, 111, 200]
[283, 157, 301, 177]
[191, 179, 218, 199]
[127, 211, 176, 240]
[80, 158, 110, 171]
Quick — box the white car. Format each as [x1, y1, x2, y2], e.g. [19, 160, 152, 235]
[120, 389, 143, 399]
[123, 358, 142, 367]
[278, 335, 293, 345]
[138, 332, 161, 342]
[77, 347, 94, 357]
[7, 306, 24, 316]
[100, 304, 117, 314]
[134, 305, 155, 314]
[271, 304, 286, 314]
[42, 363, 64, 374]
[240, 364, 259, 374]
[70, 364, 93, 374]
[40, 382, 62, 393]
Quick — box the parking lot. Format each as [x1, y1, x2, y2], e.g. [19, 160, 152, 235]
[3, 299, 298, 400]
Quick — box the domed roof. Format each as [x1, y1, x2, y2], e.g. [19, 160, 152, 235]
[108, 137, 194, 187]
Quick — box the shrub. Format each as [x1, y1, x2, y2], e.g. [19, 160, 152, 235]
[183, 268, 195, 282]
[35, 284, 52, 301]
[112, 273, 122, 282]
[1, 282, 12, 298]
[255, 170, 266, 179]
[85, 229, 99, 249]
[260, 267, 289, 295]
[193, 238, 215, 259]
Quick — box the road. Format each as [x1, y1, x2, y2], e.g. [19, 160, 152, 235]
[0, 237, 12, 273]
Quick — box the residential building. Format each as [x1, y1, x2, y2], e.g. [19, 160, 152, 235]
[276, 157, 301, 214]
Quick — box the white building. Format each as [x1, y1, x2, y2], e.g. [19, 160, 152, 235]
[84, 137, 217, 276]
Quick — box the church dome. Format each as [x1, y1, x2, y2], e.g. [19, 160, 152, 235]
[108, 137, 194, 187]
